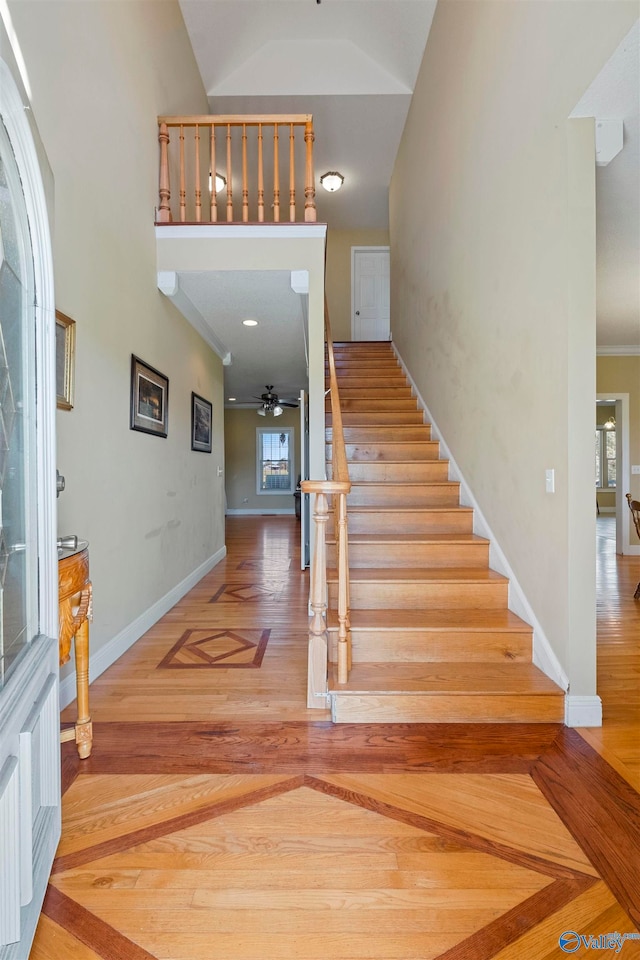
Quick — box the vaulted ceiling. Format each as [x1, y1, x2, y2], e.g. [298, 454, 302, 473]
[174, 1, 639, 405]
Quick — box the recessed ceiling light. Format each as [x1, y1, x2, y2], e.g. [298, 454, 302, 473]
[228, 397, 236, 401]
[242, 319, 259, 327]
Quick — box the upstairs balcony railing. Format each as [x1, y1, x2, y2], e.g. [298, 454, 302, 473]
[157, 115, 316, 225]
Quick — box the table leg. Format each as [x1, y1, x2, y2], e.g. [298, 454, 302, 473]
[74, 616, 92, 759]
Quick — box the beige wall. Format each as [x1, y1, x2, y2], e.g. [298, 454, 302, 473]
[11, 1, 226, 674]
[597, 355, 640, 543]
[225, 408, 300, 512]
[390, 0, 637, 699]
[326, 229, 390, 341]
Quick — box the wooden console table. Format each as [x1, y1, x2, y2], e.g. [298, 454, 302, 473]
[58, 540, 93, 759]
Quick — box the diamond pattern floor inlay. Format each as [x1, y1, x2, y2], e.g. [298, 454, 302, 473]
[157, 629, 270, 669]
[45, 772, 600, 960]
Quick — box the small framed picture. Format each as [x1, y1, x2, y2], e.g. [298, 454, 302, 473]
[130, 355, 169, 437]
[191, 392, 212, 453]
[55, 310, 75, 410]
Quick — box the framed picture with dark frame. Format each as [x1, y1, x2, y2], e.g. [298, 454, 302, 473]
[55, 310, 75, 410]
[191, 392, 212, 453]
[130, 355, 169, 437]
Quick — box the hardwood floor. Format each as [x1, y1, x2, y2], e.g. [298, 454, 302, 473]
[32, 516, 640, 959]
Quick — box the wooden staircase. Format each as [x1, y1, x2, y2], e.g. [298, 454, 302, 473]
[325, 341, 564, 723]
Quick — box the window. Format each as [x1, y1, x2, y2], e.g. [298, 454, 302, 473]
[595, 427, 616, 489]
[257, 428, 294, 494]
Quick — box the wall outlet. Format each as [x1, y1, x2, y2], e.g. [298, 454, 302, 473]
[632, 465, 640, 475]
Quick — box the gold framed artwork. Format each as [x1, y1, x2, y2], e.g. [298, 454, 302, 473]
[55, 310, 76, 410]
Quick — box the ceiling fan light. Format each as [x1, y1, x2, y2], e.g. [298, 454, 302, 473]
[257, 407, 267, 416]
[320, 171, 344, 193]
[273, 405, 283, 417]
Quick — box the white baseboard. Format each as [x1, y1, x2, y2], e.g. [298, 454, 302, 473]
[393, 345, 569, 693]
[565, 695, 602, 727]
[59, 545, 227, 709]
[226, 508, 295, 515]
[597, 506, 615, 514]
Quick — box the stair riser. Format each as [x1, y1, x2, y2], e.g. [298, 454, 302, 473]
[328, 630, 531, 662]
[326, 541, 489, 568]
[328, 442, 441, 462]
[328, 461, 449, 482]
[344, 484, 460, 508]
[327, 399, 419, 413]
[332, 376, 408, 393]
[329, 581, 508, 609]
[346, 510, 474, 535]
[327, 426, 431, 442]
[336, 387, 413, 399]
[327, 412, 425, 426]
[331, 694, 564, 723]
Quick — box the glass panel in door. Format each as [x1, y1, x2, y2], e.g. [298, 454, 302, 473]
[0, 119, 38, 688]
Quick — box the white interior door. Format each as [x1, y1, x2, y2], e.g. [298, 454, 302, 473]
[0, 57, 59, 960]
[351, 247, 390, 341]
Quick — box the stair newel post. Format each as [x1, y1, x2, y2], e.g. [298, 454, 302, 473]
[337, 491, 350, 683]
[210, 124, 217, 222]
[304, 117, 316, 222]
[226, 123, 233, 222]
[179, 124, 186, 222]
[304, 487, 329, 708]
[241, 123, 249, 223]
[257, 123, 265, 223]
[289, 123, 296, 222]
[157, 122, 172, 222]
[273, 123, 280, 222]
[194, 124, 201, 223]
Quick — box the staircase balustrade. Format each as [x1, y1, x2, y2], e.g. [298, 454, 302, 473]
[302, 306, 351, 707]
[157, 115, 316, 225]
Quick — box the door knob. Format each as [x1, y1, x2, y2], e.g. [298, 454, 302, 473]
[355, 310, 360, 315]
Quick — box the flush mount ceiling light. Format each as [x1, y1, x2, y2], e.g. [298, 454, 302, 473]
[242, 319, 259, 327]
[209, 171, 227, 193]
[320, 171, 344, 193]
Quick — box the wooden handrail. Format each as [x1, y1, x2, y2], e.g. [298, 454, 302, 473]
[157, 115, 316, 225]
[301, 302, 351, 706]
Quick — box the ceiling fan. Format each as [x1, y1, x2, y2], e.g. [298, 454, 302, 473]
[254, 386, 299, 417]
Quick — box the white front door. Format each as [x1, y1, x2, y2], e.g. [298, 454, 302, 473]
[351, 247, 390, 341]
[0, 58, 59, 960]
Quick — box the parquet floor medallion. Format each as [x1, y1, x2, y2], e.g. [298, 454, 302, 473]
[209, 582, 286, 603]
[41, 771, 610, 960]
[157, 629, 270, 668]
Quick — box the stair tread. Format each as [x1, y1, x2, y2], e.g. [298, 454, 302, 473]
[329, 662, 563, 695]
[327, 566, 507, 583]
[327, 607, 531, 631]
[328, 533, 488, 545]
[343, 505, 473, 513]
[349, 481, 458, 488]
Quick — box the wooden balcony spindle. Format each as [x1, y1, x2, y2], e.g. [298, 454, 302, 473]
[257, 123, 265, 223]
[194, 124, 201, 223]
[157, 122, 171, 222]
[273, 123, 280, 222]
[304, 118, 316, 222]
[179, 124, 186, 222]
[210, 124, 217, 222]
[289, 123, 296, 222]
[242, 123, 249, 223]
[226, 123, 233, 222]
